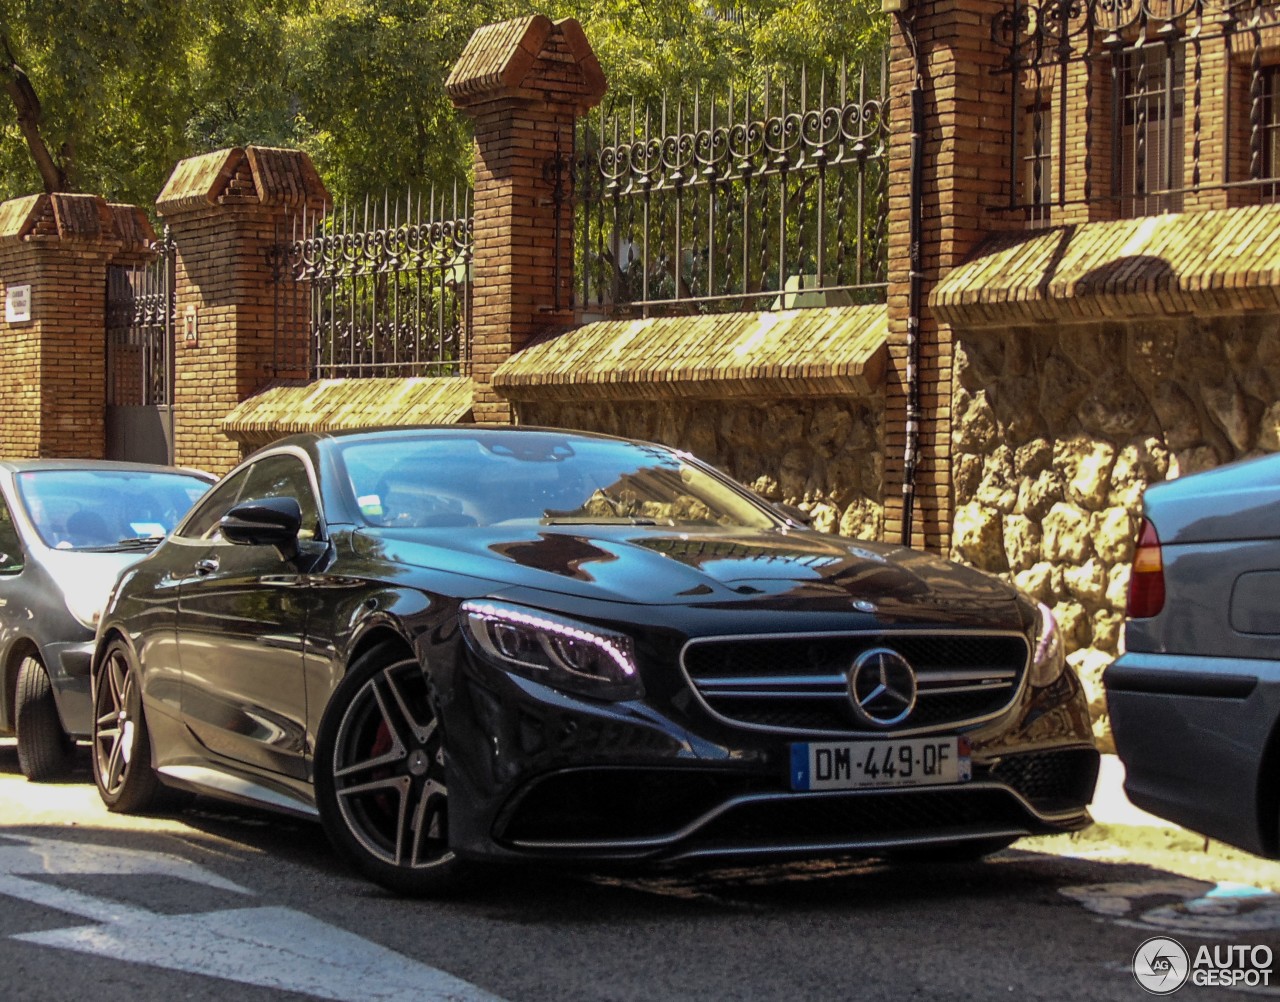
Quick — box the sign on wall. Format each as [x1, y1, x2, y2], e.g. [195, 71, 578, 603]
[5, 284, 31, 323]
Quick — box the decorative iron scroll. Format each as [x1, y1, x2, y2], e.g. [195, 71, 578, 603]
[271, 191, 473, 380]
[993, 0, 1280, 218]
[106, 228, 174, 408]
[573, 56, 890, 316]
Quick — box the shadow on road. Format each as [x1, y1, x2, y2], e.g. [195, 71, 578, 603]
[0, 738, 94, 784]
[1, 737, 1264, 935]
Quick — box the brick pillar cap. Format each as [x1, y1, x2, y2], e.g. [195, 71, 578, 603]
[157, 145, 330, 218]
[446, 15, 606, 112]
[107, 203, 158, 254]
[0, 192, 126, 248]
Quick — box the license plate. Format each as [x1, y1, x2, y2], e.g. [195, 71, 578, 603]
[790, 737, 971, 791]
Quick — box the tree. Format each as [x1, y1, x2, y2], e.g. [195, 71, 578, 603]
[0, 0, 885, 210]
[0, 0, 298, 205]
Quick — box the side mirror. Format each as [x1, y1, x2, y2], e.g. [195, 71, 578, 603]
[221, 497, 303, 553]
[774, 502, 812, 527]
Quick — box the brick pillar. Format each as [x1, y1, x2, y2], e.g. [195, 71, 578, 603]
[446, 16, 607, 424]
[0, 193, 146, 459]
[156, 146, 328, 474]
[885, 2, 1021, 552]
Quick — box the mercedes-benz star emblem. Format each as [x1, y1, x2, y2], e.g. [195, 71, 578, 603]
[847, 647, 917, 727]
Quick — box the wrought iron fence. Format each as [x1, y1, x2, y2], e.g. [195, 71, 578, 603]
[572, 57, 890, 317]
[106, 230, 174, 409]
[271, 190, 473, 380]
[994, 0, 1280, 220]
[105, 230, 175, 464]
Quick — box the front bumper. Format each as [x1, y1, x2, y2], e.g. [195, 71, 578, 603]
[445, 655, 1099, 864]
[1106, 651, 1280, 857]
[44, 637, 97, 739]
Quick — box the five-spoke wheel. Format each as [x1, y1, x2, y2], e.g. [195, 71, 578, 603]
[92, 639, 162, 812]
[315, 643, 462, 895]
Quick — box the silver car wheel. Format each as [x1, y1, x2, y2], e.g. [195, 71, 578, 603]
[330, 656, 452, 870]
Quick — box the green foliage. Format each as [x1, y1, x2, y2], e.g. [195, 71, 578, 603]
[0, 0, 885, 212]
[553, 0, 887, 103]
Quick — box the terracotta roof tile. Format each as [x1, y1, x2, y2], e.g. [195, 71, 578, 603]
[493, 305, 887, 401]
[222, 377, 475, 449]
[933, 203, 1280, 328]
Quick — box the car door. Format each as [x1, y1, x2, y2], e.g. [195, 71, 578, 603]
[176, 451, 323, 779]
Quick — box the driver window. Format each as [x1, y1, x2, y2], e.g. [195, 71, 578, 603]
[176, 467, 251, 541]
[238, 454, 322, 541]
[0, 497, 24, 574]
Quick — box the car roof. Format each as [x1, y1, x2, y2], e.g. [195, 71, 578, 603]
[248, 425, 663, 460]
[0, 458, 214, 481]
[309, 424, 646, 446]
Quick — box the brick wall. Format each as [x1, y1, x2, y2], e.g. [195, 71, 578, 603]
[884, 0, 1022, 553]
[0, 194, 150, 460]
[157, 147, 327, 474]
[447, 16, 606, 424]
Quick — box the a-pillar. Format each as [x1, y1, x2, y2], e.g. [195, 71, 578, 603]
[156, 146, 328, 474]
[0, 193, 147, 459]
[884, 0, 1022, 552]
[446, 16, 607, 424]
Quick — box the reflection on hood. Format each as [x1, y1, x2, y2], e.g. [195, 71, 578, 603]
[355, 522, 1020, 624]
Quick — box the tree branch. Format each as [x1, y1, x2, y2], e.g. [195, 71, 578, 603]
[0, 29, 68, 193]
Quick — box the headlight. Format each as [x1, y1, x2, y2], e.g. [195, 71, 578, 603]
[62, 581, 107, 630]
[1029, 600, 1065, 687]
[460, 600, 643, 701]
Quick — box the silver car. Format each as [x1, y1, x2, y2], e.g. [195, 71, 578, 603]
[0, 460, 212, 781]
[1105, 453, 1280, 855]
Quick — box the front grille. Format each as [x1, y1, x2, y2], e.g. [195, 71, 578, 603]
[500, 769, 779, 844]
[989, 748, 1100, 813]
[682, 632, 1030, 736]
[690, 788, 1034, 847]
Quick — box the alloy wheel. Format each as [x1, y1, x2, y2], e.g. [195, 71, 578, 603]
[94, 646, 140, 798]
[330, 656, 450, 870]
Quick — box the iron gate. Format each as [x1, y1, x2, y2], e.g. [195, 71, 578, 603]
[105, 231, 175, 465]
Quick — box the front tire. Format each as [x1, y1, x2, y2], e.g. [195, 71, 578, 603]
[92, 640, 163, 813]
[15, 655, 74, 781]
[314, 642, 465, 896]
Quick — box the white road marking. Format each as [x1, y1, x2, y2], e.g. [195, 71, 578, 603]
[0, 833, 249, 893]
[0, 834, 505, 1002]
[17, 906, 501, 1002]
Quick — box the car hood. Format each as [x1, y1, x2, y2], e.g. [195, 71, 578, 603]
[352, 524, 1023, 626]
[1143, 451, 1280, 545]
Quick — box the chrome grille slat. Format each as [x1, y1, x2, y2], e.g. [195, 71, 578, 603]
[680, 630, 1030, 737]
[709, 691, 850, 701]
[696, 674, 847, 690]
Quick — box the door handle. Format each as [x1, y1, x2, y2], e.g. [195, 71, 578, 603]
[194, 557, 220, 575]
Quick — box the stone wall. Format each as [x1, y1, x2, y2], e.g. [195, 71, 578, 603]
[950, 314, 1280, 744]
[516, 396, 885, 539]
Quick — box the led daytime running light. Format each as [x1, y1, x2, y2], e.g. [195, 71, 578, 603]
[1033, 601, 1062, 667]
[465, 602, 637, 678]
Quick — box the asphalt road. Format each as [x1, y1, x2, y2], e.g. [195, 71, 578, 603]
[1, 740, 1277, 1002]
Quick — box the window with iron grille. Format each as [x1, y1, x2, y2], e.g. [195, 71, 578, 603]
[1021, 97, 1054, 226]
[1116, 43, 1185, 216]
[1263, 64, 1280, 202]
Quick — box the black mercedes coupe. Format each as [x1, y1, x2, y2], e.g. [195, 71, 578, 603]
[91, 427, 1098, 895]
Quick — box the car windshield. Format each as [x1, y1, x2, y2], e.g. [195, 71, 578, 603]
[15, 470, 212, 551]
[338, 432, 778, 530]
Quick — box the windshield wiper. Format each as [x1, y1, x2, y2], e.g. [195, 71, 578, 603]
[108, 535, 167, 549]
[542, 516, 659, 526]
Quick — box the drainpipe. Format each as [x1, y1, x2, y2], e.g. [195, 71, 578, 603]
[897, 10, 925, 548]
